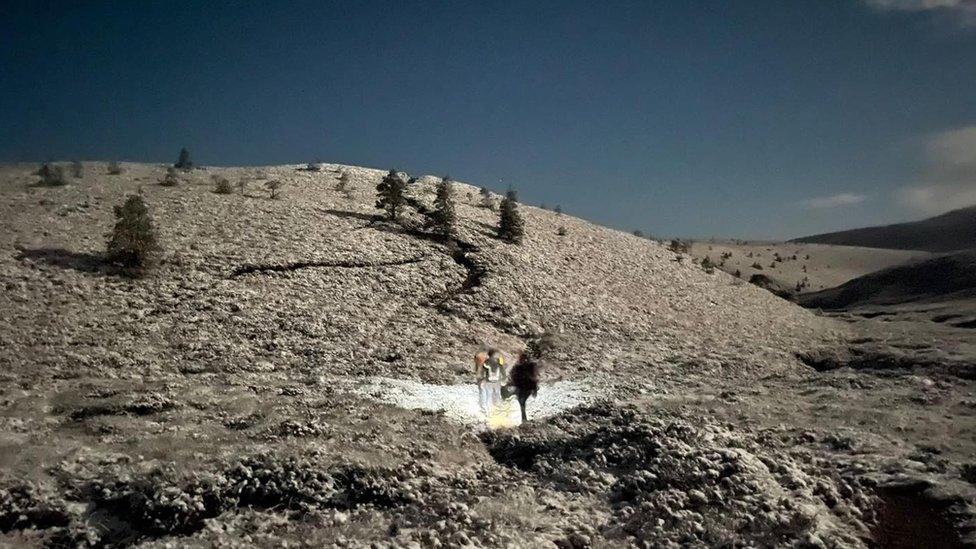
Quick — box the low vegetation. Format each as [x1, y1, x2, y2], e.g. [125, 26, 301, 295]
[105, 194, 160, 273]
[668, 239, 691, 254]
[37, 163, 68, 186]
[160, 167, 180, 187]
[265, 179, 283, 199]
[498, 189, 525, 244]
[107, 161, 124, 175]
[376, 169, 408, 221]
[70, 160, 83, 178]
[432, 176, 457, 237]
[174, 147, 193, 171]
[212, 175, 233, 194]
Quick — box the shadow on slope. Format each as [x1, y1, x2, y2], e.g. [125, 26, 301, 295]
[14, 247, 104, 273]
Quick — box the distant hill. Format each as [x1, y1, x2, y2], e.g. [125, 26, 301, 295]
[798, 251, 976, 310]
[790, 206, 976, 252]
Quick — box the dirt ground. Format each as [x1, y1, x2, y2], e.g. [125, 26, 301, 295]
[0, 162, 974, 547]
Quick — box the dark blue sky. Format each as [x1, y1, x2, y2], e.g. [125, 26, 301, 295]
[2, 1, 975, 238]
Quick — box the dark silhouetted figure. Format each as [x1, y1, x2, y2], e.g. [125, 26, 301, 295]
[504, 351, 539, 423]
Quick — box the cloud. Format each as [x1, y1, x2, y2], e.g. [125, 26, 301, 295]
[896, 182, 976, 215]
[926, 125, 976, 178]
[800, 193, 868, 209]
[896, 125, 976, 215]
[864, 0, 976, 25]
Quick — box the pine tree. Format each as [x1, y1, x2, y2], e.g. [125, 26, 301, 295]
[376, 169, 407, 221]
[498, 189, 525, 244]
[175, 148, 193, 171]
[432, 176, 457, 237]
[106, 195, 160, 272]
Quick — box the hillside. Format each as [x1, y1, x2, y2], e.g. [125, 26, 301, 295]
[1, 162, 974, 547]
[790, 205, 976, 252]
[688, 241, 930, 295]
[799, 251, 976, 310]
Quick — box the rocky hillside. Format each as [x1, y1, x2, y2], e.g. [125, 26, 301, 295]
[791, 205, 976, 252]
[0, 162, 835, 386]
[799, 251, 976, 310]
[6, 162, 976, 547]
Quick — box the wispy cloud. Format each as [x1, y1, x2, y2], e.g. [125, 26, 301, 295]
[800, 193, 868, 209]
[896, 182, 976, 215]
[896, 125, 976, 215]
[864, 0, 976, 26]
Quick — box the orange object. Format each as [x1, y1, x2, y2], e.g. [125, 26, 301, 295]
[474, 351, 488, 376]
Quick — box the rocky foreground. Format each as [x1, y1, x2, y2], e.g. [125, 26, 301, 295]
[0, 162, 974, 547]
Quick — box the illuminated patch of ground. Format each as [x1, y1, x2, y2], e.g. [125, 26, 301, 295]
[349, 377, 597, 429]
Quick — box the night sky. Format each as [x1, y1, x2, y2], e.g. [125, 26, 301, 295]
[2, 0, 975, 238]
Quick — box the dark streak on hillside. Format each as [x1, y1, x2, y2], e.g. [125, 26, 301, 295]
[228, 256, 428, 278]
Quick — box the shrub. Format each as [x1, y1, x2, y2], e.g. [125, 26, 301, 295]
[554, 205, 562, 215]
[265, 179, 283, 199]
[375, 169, 407, 221]
[668, 239, 690, 254]
[236, 178, 247, 195]
[212, 175, 233, 194]
[432, 176, 457, 237]
[701, 256, 715, 274]
[498, 189, 525, 244]
[557, 226, 567, 236]
[336, 169, 353, 197]
[734, 269, 742, 278]
[107, 161, 124, 175]
[632, 229, 643, 238]
[174, 148, 193, 171]
[106, 195, 160, 272]
[305, 162, 321, 172]
[751, 262, 763, 270]
[70, 160, 83, 178]
[37, 163, 68, 186]
[160, 167, 180, 186]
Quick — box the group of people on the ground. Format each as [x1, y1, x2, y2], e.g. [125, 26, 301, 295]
[474, 347, 539, 423]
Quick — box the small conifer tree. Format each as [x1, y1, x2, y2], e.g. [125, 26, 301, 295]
[498, 189, 525, 244]
[174, 148, 193, 171]
[106, 195, 160, 272]
[479, 186, 493, 209]
[432, 176, 457, 237]
[376, 169, 407, 221]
